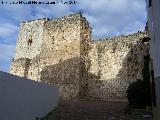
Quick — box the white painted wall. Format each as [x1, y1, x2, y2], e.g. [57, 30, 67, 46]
[145, 0, 160, 119]
[0, 71, 59, 120]
[146, 0, 160, 77]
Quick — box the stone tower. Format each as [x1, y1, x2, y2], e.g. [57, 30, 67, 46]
[10, 13, 149, 101]
[10, 13, 92, 100]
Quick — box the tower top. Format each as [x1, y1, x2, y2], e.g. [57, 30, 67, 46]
[21, 12, 83, 24]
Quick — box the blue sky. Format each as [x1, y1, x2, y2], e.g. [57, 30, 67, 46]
[0, 0, 147, 72]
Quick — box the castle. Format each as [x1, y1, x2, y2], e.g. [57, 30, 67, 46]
[10, 13, 149, 101]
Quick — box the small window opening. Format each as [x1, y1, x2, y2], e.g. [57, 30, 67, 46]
[28, 39, 33, 45]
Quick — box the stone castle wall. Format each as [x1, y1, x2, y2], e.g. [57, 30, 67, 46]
[10, 58, 30, 78]
[88, 32, 149, 99]
[39, 14, 91, 100]
[10, 13, 92, 100]
[14, 20, 45, 60]
[10, 13, 149, 101]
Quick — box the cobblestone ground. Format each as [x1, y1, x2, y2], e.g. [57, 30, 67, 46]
[40, 100, 152, 120]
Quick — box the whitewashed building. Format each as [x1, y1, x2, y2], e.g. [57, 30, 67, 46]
[0, 71, 59, 120]
[145, 0, 160, 119]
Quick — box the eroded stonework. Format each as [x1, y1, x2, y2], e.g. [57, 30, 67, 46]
[88, 33, 149, 99]
[10, 13, 149, 100]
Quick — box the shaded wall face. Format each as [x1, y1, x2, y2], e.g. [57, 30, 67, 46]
[40, 57, 80, 100]
[79, 17, 92, 97]
[27, 56, 41, 81]
[14, 20, 45, 60]
[10, 14, 92, 100]
[155, 76, 160, 120]
[88, 33, 149, 99]
[10, 58, 30, 77]
[147, 0, 160, 77]
[39, 16, 81, 100]
[0, 71, 58, 120]
[146, 0, 160, 119]
[38, 14, 90, 99]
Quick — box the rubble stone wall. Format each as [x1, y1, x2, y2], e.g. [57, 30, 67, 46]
[14, 20, 45, 60]
[27, 55, 41, 81]
[88, 32, 149, 99]
[10, 13, 92, 100]
[10, 13, 149, 101]
[39, 13, 91, 99]
[10, 58, 30, 78]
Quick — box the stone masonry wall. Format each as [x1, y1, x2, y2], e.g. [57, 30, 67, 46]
[10, 58, 31, 78]
[10, 19, 45, 79]
[16, 14, 91, 99]
[79, 16, 92, 97]
[10, 13, 149, 101]
[88, 32, 149, 99]
[14, 19, 45, 60]
[39, 13, 89, 100]
[27, 55, 41, 81]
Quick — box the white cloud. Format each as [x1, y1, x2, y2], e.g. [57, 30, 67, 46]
[0, 4, 32, 22]
[33, 3, 73, 19]
[0, 0, 147, 72]
[76, 0, 147, 38]
[0, 23, 18, 38]
[0, 0, 147, 39]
